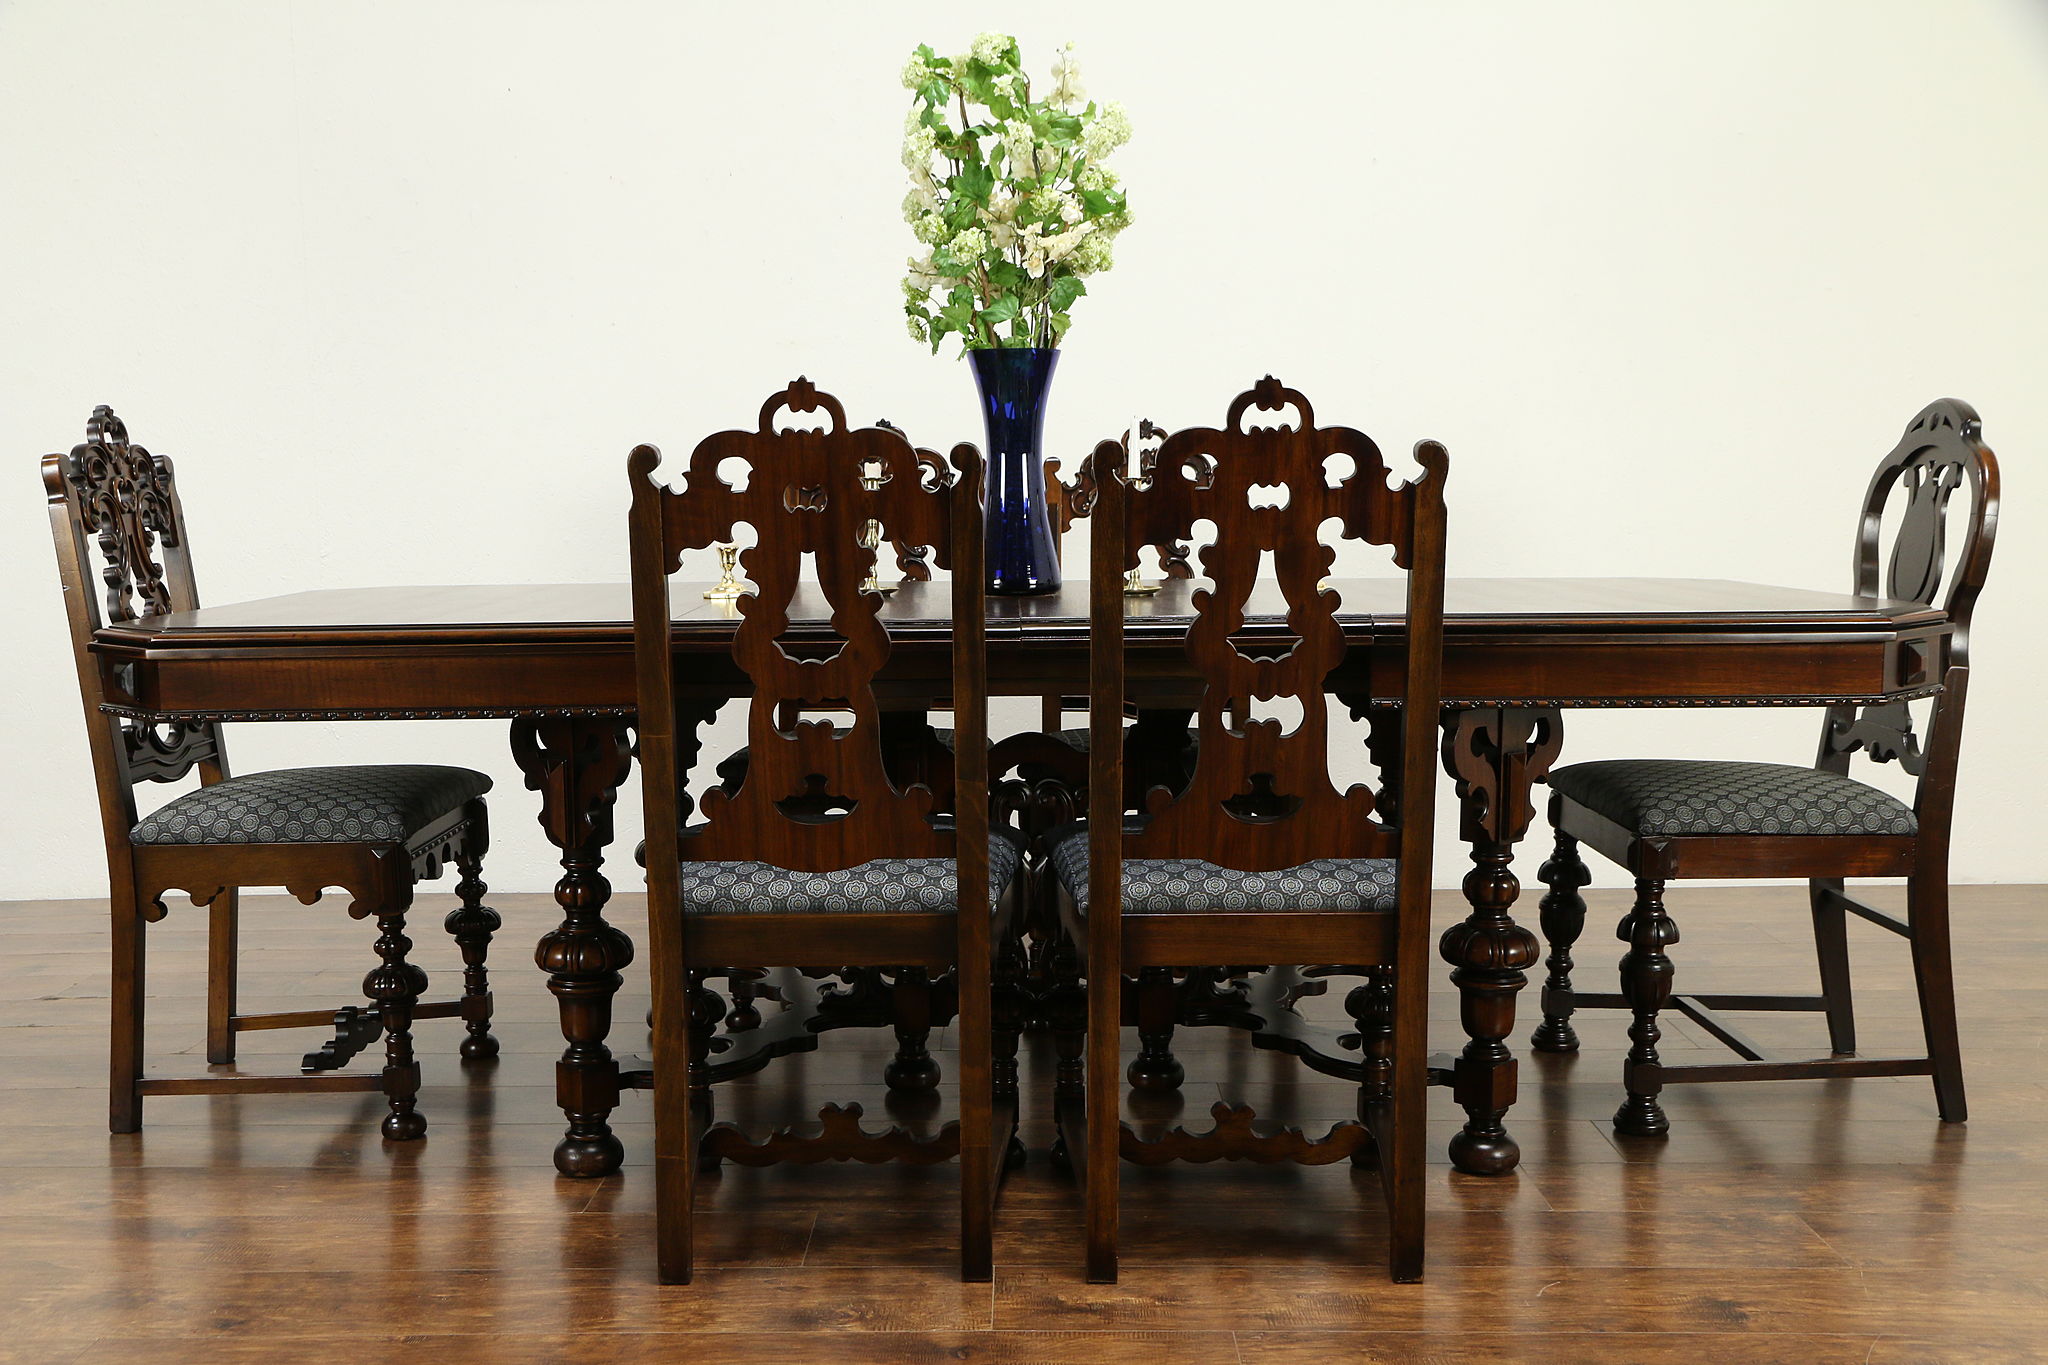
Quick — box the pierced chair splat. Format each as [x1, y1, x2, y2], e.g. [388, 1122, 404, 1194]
[630, 379, 1025, 1285]
[1047, 377, 1449, 1283]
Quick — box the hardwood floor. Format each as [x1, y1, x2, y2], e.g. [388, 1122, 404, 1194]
[2, 884, 2044, 1363]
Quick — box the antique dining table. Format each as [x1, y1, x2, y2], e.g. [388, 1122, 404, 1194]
[89, 575, 1950, 1179]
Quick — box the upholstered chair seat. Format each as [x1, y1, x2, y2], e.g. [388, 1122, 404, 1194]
[1547, 759, 1917, 838]
[130, 765, 494, 846]
[1050, 829, 1398, 915]
[682, 833, 1023, 914]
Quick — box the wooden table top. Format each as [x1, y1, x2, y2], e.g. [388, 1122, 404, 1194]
[98, 577, 1943, 650]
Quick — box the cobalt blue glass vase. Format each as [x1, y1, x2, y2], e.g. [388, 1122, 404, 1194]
[970, 346, 1063, 596]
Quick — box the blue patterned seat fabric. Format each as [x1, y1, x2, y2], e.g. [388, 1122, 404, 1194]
[1049, 831, 1398, 915]
[130, 765, 492, 846]
[681, 832, 1023, 914]
[1547, 759, 1917, 837]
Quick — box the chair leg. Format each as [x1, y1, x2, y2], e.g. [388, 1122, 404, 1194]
[1613, 877, 1676, 1138]
[1085, 955, 1121, 1284]
[444, 852, 501, 1061]
[1047, 934, 1086, 1175]
[1386, 966, 1426, 1284]
[110, 887, 146, 1133]
[993, 932, 1028, 1172]
[687, 974, 724, 1171]
[958, 949, 995, 1283]
[1127, 966, 1184, 1091]
[653, 969, 698, 1284]
[1907, 875, 1967, 1123]
[367, 909, 427, 1141]
[886, 967, 941, 1091]
[1532, 814, 1590, 1054]
[205, 889, 239, 1065]
[1808, 876, 1857, 1055]
[1348, 967, 1395, 1169]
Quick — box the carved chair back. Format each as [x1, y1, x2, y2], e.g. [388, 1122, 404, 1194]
[629, 380, 987, 876]
[1817, 399, 2000, 833]
[44, 407, 228, 848]
[1089, 377, 1448, 877]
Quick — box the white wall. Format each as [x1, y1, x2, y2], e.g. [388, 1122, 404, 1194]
[2, 0, 2043, 900]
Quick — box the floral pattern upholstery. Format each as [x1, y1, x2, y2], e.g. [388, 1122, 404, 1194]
[1547, 759, 1918, 837]
[1050, 832, 1398, 915]
[681, 832, 1023, 914]
[130, 765, 492, 846]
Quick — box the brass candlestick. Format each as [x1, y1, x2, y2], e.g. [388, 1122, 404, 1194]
[1123, 418, 1164, 596]
[703, 543, 750, 601]
[859, 463, 898, 595]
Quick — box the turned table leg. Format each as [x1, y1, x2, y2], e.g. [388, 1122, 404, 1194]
[513, 715, 636, 1178]
[1437, 706, 1562, 1176]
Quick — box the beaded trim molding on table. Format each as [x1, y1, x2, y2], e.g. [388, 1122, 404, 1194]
[99, 684, 1944, 724]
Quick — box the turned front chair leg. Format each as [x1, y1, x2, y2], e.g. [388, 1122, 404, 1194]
[1532, 811, 1590, 1054]
[886, 966, 942, 1091]
[1613, 877, 1676, 1138]
[110, 886, 147, 1133]
[367, 909, 427, 1141]
[445, 852, 501, 1061]
[1348, 967, 1395, 1168]
[1127, 966, 1184, 1091]
[687, 973, 725, 1168]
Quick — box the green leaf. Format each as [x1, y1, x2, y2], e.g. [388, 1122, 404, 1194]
[1037, 112, 1082, 145]
[951, 162, 995, 205]
[1048, 275, 1086, 310]
[986, 261, 1028, 290]
[981, 293, 1020, 325]
[1049, 309, 1073, 342]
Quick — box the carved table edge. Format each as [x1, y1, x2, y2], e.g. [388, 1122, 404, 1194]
[98, 687, 1942, 724]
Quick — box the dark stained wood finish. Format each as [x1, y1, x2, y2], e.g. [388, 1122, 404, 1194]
[630, 381, 1012, 1283]
[84, 547, 1951, 1177]
[44, 406, 498, 1142]
[1054, 379, 1447, 1282]
[1537, 400, 2001, 1136]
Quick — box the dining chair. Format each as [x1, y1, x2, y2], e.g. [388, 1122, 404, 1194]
[630, 379, 1024, 1284]
[1532, 399, 2000, 1135]
[1047, 377, 1448, 1283]
[46, 406, 500, 1139]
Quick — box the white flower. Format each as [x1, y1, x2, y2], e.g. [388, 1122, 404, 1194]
[902, 279, 929, 304]
[1058, 192, 1084, 225]
[907, 315, 929, 342]
[1069, 232, 1113, 275]
[946, 226, 990, 262]
[971, 32, 1010, 65]
[901, 56, 931, 90]
[906, 253, 945, 290]
[1041, 221, 1093, 263]
[1080, 101, 1132, 159]
[902, 185, 940, 223]
[1050, 43, 1084, 110]
[1000, 122, 1039, 181]
[1076, 162, 1118, 193]
[913, 213, 949, 244]
[901, 124, 937, 172]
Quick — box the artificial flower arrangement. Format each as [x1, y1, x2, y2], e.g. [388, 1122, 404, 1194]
[900, 35, 1133, 355]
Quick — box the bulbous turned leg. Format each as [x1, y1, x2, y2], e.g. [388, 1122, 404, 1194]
[1127, 966, 1184, 1092]
[1532, 811, 1591, 1054]
[1046, 933, 1086, 1176]
[513, 715, 635, 1179]
[1349, 967, 1396, 1168]
[688, 972, 725, 1170]
[1613, 877, 1677, 1138]
[367, 910, 428, 1141]
[726, 969, 765, 1032]
[444, 851, 501, 1061]
[886, 967, 942, 1092]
